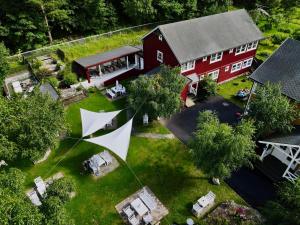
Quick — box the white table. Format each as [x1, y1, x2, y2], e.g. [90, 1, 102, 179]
[131, 198, 149, 217]
[197, 196, 210, 207]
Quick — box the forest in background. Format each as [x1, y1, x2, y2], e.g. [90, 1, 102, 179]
[0, 0, 299, 54]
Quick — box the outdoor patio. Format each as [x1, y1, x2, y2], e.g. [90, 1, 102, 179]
[115, 186, 169, 225]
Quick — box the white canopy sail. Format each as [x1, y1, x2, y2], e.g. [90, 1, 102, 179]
[84, 119, 133, 161]
[80, 108, 122, 137]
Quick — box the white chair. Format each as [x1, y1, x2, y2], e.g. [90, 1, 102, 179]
[143, 213, 153, 224]
[106, 89, 116, 99]
[128, 215, 139, 225]
[123, 205, 135, 218]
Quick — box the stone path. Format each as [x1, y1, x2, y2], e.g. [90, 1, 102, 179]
[134, 133, 175, 139]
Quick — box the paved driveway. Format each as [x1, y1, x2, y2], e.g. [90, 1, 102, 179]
[164, 96, 242, 143]
[163, 96, 276, 208]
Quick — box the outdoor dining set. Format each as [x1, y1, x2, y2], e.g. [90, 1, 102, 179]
[122, 188, 158, 225]
[106, 81, 126, 99]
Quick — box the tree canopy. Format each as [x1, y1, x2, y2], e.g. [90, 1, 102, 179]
[128, 65, 186, 120]
[247, 83, 299, 137]
[0, 91, 67, 162]
[0, 42, 9, 87]
[262, 179, 300, 225]
[0, 0, 236, 53]
[190, 111, 257, 179]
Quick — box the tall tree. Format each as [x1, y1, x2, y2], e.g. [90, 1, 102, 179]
[262, 179, 300, 225]
[0, 91, 67, 162]
[122, 0, 156, 24]
[156, 0, 197, 20]
[198, 0, 232, 16]
[247, 83, 299, 137]
[0, 168, 44, 224]
[128, 65, 185, 119]
[190, 111, 257, 179]
[0, 42, 9, 87]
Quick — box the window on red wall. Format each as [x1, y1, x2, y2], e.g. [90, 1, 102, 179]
[157, 50, 163, 63]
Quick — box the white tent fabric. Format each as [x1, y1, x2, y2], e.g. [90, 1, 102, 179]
[84, 119, 133, 161]
[80, 108, 122, 137]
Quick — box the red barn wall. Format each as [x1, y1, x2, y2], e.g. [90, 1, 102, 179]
[143, 30, 179, 72]
[182, 49, 258, 83]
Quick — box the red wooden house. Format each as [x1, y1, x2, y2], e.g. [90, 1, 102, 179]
[142, 9, 264, 101]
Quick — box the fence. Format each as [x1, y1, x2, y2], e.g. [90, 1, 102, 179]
[7, 21, 167, 60]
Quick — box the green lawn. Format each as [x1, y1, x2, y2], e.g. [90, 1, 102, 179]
[17, 91, 245, 225]
[217, 76, 253, 108]
[60, 29, 150, 63]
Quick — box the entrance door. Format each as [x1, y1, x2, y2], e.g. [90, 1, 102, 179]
[139, 57, 144, 70]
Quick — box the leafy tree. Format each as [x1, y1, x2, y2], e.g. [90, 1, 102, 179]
[247, 83, 299, 137]
[0, 42, 9, 87]
[46, 178, 75, 203]
[198, 0, 232, 16]
[190, 111, 257, 179]
[74, 0, 118, 33]
[42, 196, 75, 225]
[197, 76, 218, 100]
[0, 168, 44, 224]
[122, 0, 156, 24]
[0, 91, 67, 162]
[262, 179, 300, 225]
[156, 0, 198, 20]
[128, 65, 185, 119]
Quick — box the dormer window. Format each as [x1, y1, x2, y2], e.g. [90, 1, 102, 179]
[159, 34, 163, 41]
[202, 56, 207, 62]
[210, 52, 223, 63]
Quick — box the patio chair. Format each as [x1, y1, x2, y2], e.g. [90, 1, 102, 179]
[123, 205, 135, 218]
[106, 89, 116, 99]
[143, 213, 153, 224]
[128, 214, 140, 225]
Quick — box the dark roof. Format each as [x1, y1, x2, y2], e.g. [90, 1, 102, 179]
[261, 126, 300, 146]
[250, 38, 300, 102]
[144, 9, 264, 64]
[74, 46, 142, 68]
[39, 83, 59, 100]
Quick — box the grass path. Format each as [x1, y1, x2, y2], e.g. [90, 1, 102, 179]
[16, 91, 245, 224]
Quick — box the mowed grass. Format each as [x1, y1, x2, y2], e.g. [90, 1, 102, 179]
[60, 29, 150, 63]
[17, 91, 244, 224]
[217, 75, 253, 108]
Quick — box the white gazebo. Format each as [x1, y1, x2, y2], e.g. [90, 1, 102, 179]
[259, 129, 300, 182]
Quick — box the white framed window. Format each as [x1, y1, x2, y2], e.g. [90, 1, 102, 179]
[229, 48, 234, 53]
[242, 58, 253, 68]
[210, 52, 223, 63]
[181, 60, 195, 72]
[235, 44, 247, 55]
[157, 50, 163, 63]
[208, 69, 219, 80]
[231, 61, 243, 73]
[225, 66, 230, 72]
[247, 41, 258, 51]
[158, 34, 163, 41]
[199, 74, 205, 80]
[202, 56, 207, 62]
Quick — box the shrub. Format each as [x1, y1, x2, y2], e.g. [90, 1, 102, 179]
[47, 77, 59, 88]
[63, 72, 78, 86]
[197, 76, 218, 100]
[272, 33, 289, 45]
[31, 58, 42, 70]
[293, 29, 300, 41]
[36, 68, 53, 79]
[278, 27, 293, 34]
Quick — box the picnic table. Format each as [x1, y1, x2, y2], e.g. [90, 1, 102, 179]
[131, 198, 149, 217]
